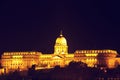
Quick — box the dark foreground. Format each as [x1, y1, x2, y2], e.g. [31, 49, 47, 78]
[0, 62, 120, 80]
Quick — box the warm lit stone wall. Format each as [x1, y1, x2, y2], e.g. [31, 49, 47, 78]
[1, 51, 74, 73]
[1, 52, 41, 72]
[39, 54, 74, 68]
[74, 50, 118, 68]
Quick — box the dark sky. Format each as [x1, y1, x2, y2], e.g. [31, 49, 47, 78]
[0, 0, 120, 54]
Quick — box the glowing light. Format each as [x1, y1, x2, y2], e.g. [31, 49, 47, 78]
[12, 55, 23, 58]
[85, 53, 98, 57]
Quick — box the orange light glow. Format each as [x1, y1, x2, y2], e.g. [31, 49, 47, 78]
[85, 53, 98, 57]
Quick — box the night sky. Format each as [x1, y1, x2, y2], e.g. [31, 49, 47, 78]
[0, 0, 120, 55]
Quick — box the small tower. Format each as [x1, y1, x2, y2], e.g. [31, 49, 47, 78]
[54, 31, 68, 55]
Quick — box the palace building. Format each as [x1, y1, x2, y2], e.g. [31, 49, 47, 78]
[1, 32, 74, 73]
[74, 50, 119, 68]
[1, 52, 41, 72]
[1, 31, 120, 73]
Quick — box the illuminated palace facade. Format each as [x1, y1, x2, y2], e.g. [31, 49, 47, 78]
[1, 33, 74, 72]
[1, 32, 120, 73]
[74, 50, 120, 68]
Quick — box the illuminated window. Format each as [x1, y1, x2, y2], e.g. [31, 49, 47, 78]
[85, 53, 98, 57]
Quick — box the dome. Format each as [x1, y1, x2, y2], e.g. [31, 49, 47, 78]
[55, 33, 67, 46]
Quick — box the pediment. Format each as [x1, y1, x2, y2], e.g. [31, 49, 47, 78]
[52, 55, 63, 59]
